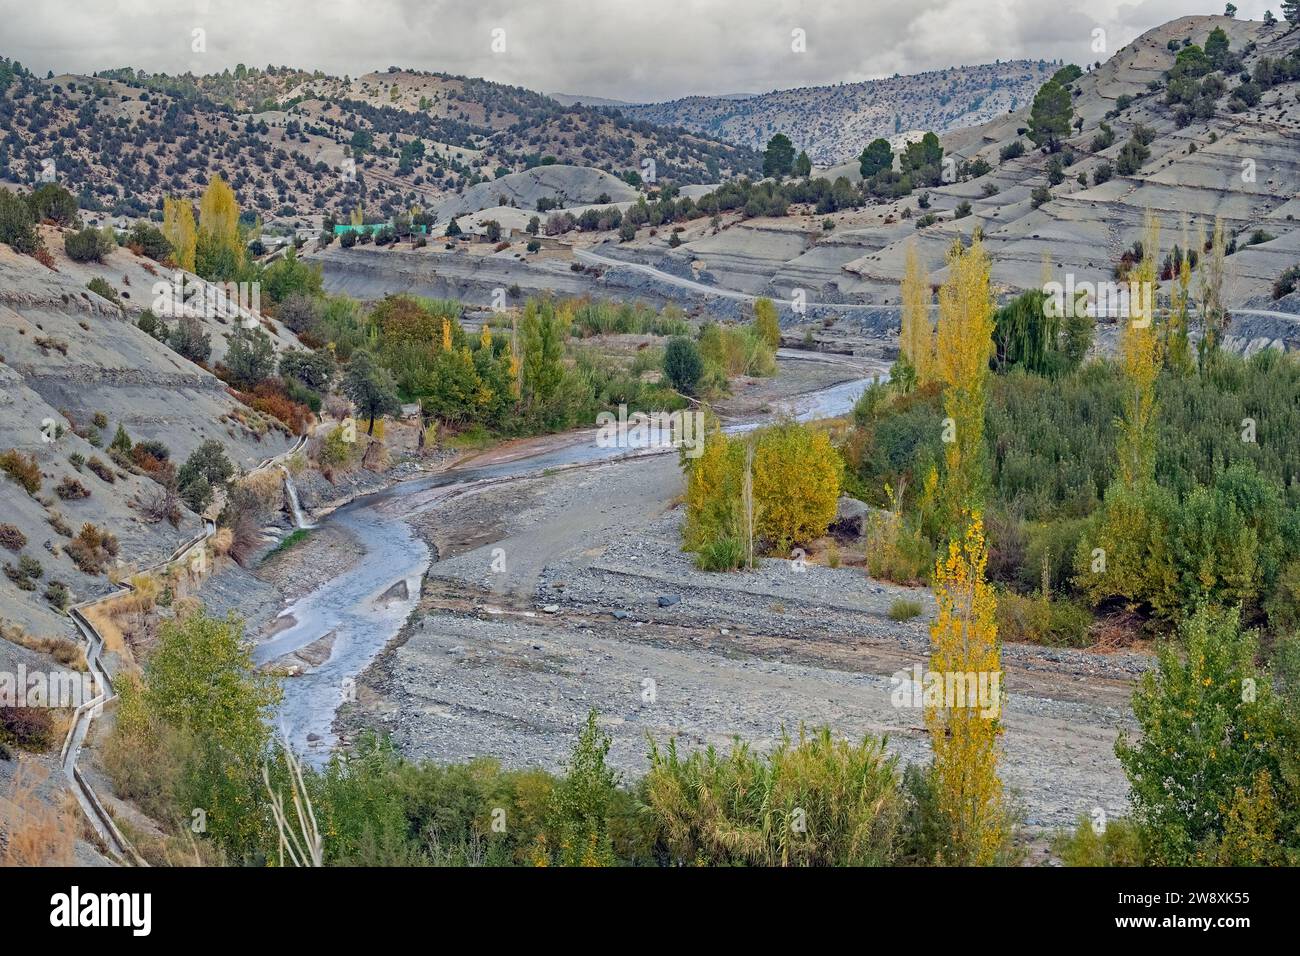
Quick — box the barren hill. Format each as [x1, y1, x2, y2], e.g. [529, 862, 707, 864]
[0, 230, 302, 638]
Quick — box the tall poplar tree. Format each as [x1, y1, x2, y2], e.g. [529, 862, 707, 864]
[196, 174, 244, 281]
[899, 241, 934, 387]
[162, 196, 197, 273]
[925, 238, 1007, 863]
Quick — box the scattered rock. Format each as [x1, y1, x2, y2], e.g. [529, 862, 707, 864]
[657, 594, 682, 607]
[830, 495, 871, 537]
[376, 578, 410, 605]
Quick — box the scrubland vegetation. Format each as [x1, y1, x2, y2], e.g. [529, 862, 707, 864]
[96, 605, 988, 867]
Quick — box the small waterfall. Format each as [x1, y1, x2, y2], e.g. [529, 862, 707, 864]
[282, 467, 315, 530]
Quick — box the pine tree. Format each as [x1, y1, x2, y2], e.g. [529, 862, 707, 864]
[859, 138, 893, 178]
[762, 134, 795, 179]
[1027, 80, 1073, 152]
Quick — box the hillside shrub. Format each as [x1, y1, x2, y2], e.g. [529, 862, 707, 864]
[1, 449, 41, 495]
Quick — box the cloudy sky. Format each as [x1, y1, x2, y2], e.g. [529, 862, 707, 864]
[0, 0, 1276, 102]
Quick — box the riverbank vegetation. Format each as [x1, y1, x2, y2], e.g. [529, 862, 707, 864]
[845, 225, 1300, 651]
[837, 220, 1300, 865]
[97, 610, 986, 867]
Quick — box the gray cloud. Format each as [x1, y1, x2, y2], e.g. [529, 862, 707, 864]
[0, 0, 1274, 102]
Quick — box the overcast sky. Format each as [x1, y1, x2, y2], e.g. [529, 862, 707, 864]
[0, 0, 1276, 102]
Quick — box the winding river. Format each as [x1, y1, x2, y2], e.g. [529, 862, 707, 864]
[254, 353, 885, 762]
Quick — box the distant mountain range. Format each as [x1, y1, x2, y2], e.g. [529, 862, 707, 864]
[620, 61, 1060, 164]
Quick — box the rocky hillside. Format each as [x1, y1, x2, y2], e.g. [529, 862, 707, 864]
[0, 60, 758, 231]
[0, 229, 302, 639]
[583, 16, 1300, 326]
[621, 61, 1058, 164]
[432, 164, 638, 220]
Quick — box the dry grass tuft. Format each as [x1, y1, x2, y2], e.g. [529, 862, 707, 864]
[0, 759, 78, 866]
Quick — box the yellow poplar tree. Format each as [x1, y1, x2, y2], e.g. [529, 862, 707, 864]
[1196, 216, 1228, 369]
[195, 174, 244, 279]
[751, 420, 843, 555]
[753, 297, 781, 350]
[683, 427, 737, 551]
[925, 516, 1006, 864]
[1117, 210, 1161, 487]
[935, 238, 994, 515]
[1161, 216, 1193, 374]
[162, 197, 197, 273]
[926, 236, 1006, 863]
[900, 241, 934, 385]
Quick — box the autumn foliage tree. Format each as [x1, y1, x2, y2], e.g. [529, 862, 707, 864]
[935, 238, 995, 516]
[898, 241, 935, 388]
[924, 237, 1008, 863]
[195, 174, 244, 281]
[753, 297, 781, 350]
[751, 419, 843, 555]
[162, 196, 197, 273]
[684, 419, 842, 565]
[925, 517, 1007, 864]
[1117, 211, 1161, 487]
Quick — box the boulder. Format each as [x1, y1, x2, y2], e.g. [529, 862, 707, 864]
[831, 496, 871, 537]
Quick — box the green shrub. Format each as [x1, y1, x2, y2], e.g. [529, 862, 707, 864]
[995, 591, 1092, 647]
[1053, 814, 1147, 866]
[4, 554, 44, 590]
[86, 276, 120, 306]
[662, 336, 703, 394]
[27, 183, 78, 225]
[64, 225, 116, 262]
[888, 597, 923, 620]
[1116, 606, 1294, 865]
[643, 725, 902, 866]
[694, 535, 744, 571]
[44, 580, 70, 611]
[0, 187, 39, 253]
